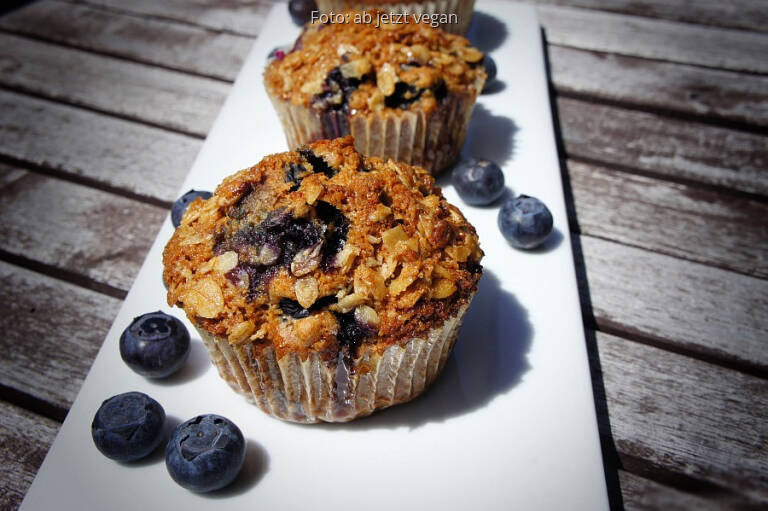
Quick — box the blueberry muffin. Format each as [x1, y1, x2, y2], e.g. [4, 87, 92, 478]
[264, 12, 486, 176]
[316, 0, 476, 34]
[163, 137, 482, 423]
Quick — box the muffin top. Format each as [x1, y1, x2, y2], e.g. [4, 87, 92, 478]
[264, 10, 486, 116]
[163, 137, 482, 360]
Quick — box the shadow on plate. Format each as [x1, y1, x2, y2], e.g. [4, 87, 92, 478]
[204, 441, 271, 498]
[463, 103, 519, 169]
[315, 268, 533, 431]
[152, 340, 211, 386]
[467, 11, 508, 52]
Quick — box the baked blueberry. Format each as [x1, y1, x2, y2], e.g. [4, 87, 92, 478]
[288, 0, 316, 25]
[498, 195, 553, 249]
[120, 311, 190, 379]
[452, 159, 505, 206]
[165, 414, 246, 493]
[267, 45, 288, 63]
[171, 190, 212, 228]
[482, 55, 497, 93]
[92, 392, 165, 462]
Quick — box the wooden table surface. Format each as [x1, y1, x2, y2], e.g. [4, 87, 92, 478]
[0, 0, 766, 509]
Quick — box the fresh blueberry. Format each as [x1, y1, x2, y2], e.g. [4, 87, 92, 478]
[452, 158, 505, 206]
[482, 55, 497, 93]
[165, 414, 246, 493]
[498, 195, 554, 249]
[288, 0, 316, 25]
[171, 190, 212, 228]
[120, 311, 190, 379]
[92, 392, 165, 462]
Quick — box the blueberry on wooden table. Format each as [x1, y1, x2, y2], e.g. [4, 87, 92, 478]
[171, 190, 212, 228]
[165, 415, 246, 493]
[452, 158, 505, 206]
[120, 311, 190, 378]
[289, 0, 317, 25]
[91, 392, 165, 462]
[498, 195, 553, 249]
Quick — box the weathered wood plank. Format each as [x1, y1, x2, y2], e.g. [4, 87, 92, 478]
[0, 0, 253, 82]
[597, 330, 768, 504]
[549, 45, 768, 128]
[0, 32, 228, 137]
[74, 0, 275, 37]
[618, 470, 728, 511]
[537, 5, 768, 73]
[557, 98, 768, 196]
[0, 164, 166, 290]
[0, 401, 58, 511]
[569, 160, 768, 278]
[0, 260, 121, 410]
[0, 90, 198, 203]
[579, 236, 768, 373]
[533, 0, 768, 33]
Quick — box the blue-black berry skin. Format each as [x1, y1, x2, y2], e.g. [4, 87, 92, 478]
[91, 392, 165, 462]
[165, 415, 246, 493]
[482, 56, 497, 92]
[120, 311, 190, 379]
[498, 195, 554, 249]
[289, 0, 316, 25]
[452, 159, 505, 206]
[171, 190, 212, 228]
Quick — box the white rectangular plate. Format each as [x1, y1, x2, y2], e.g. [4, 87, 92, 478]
[22, 2, 609, 509]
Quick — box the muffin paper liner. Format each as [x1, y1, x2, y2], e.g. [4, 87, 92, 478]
[316, 0, 476, 34]
[195, 299, 472, 423]
[267, 91, 477, 175]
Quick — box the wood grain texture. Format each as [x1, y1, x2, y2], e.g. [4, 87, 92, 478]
[569, 160, 768, 278]
[596, 330, 768, 504]
[0, 90, 198, 203]
[537, 5, 768, 73]
[0, 165, 166, 290]
[556, 98, 768, 196]
[548, 45, 768, 128]
[0, 260, 120, 409]
[0, 0, 253, 81]
[618, 470, 728, 511]
[0, 32, 228, 137]
[533, 0, 768, 33]
[0, 402, 58, 511]
[579, 236, 768, 373]
[73, 0, 275, 37]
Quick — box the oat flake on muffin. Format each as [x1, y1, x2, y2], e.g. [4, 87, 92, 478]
[163, 137, 483, 423]
[264, 12, 486, 175]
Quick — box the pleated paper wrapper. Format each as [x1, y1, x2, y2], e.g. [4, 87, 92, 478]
[316, 0, 476, 34]
[267, 91, 477, 175]
[195, 300, 472, 423]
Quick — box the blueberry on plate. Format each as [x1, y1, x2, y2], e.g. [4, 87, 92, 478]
[289, 0, 316, 25]
[120, 311, 190, 379]
[481, 55, 497, 93]
[498, 195, 554, 249]
[171, 190, 212, 228]
[92, 392, 165, 462]
[452, 158, 505, 206]
[165, 414, 246, 493]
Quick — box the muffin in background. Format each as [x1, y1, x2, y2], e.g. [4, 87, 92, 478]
[264, 12, 486, 176]
[316, 0, 475, 34]
[163, 137, 483, 423]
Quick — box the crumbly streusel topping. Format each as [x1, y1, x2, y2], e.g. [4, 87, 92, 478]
[163, 137, 482, 360]
[264, 10, 486, 116]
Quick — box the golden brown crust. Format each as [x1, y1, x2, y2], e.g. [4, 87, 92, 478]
[163, 136, 482, 361]
[263, 10, 485, 116]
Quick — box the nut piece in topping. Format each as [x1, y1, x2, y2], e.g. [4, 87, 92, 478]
[354, 305, 380, 328]
[295, 277, 319, 308]
[229, 321, 255, 344]
[368, 204, 392, 223]
[340, 58, 372, 80]
[291, 242, 322, 276]
[241, 244, 280, 266]
[377, 63, 397, 96]
[431, 278, 457, 299]
[184, 277, 224, 318]
[214, 251, 239, 274]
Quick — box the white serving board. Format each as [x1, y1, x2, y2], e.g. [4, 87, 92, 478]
[21, 3, 609, 509]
